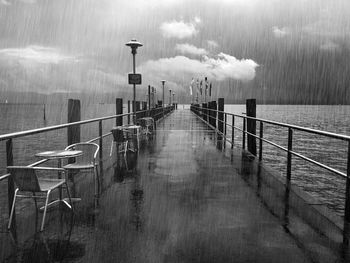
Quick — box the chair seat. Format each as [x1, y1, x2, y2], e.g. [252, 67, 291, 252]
[63, 163, 96, 170]
[38, 178, 66, 192]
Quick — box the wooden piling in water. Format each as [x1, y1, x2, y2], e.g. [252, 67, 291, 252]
[128, 100, 130, 124]
[6, 139, 15, 230]
[67, 99, 81, 146]
[136, 101, 141, 120]
[203, 103, 208, 122]
[246, 99, 257, 156]
[116, 98, 123, 126]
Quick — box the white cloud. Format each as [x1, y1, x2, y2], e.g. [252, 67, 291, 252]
[1, 0, 10, 5]
[175, 43, 208, 56]
[138, 53, 258, 84]
[194, 16, 201, 23]
[272, 26, 290, 38]
[0, 46, 76, 64]
[160, 20, 198, 39]
[207, 40, 219, 48]
[19, 0, 37, 3]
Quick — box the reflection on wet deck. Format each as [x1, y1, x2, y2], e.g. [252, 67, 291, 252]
[0, 110, 332, 262]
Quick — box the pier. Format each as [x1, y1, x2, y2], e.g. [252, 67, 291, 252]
[0, 101, 349, 263]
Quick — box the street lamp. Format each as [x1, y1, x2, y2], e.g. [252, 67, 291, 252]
[125, 39, 143, 124]
[169, 89, 172, 105]
[161, 80, 166, 108]
[172, 92, 175, 105]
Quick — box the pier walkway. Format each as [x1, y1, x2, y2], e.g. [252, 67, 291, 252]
[1, 109, 328, 262]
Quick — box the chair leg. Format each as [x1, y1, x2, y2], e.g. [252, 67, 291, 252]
[65, 182, 73, 211]
[8, 189, 19, 230]
[110, 141, 114, 156]
[94, 166, 99, 199]
[32, 192, 38, 210]
[41, 190, 51, 231]
[124, 141, 129, 171]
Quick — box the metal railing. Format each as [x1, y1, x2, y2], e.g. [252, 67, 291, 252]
[0, 105, 175, 226]
[191, 104, 350, 249]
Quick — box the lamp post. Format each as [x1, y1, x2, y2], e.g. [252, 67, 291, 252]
[125, 39, 143, 124]
[169, 89, 172, 106]
[161, 80, 166, 108]
[172, 92, 175, 106]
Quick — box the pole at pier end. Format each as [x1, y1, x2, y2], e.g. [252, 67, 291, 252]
[218, 98, 224, 140]
[116, 98, 123, 126]
[246, 99, 257, 156]
[68, 99, 81, 146]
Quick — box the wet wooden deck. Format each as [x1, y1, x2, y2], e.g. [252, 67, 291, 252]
[1, 109, 321, 262]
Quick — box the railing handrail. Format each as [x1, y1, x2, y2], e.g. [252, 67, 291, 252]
[191, 104, 349, 180]
[191, 105, 350, 141]
[0, 107, 173, 142]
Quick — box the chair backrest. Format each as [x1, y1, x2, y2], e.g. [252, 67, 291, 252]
[8, 167, 41, 192]
[65, 142, 99, 166]
[111, 128, 125, 142]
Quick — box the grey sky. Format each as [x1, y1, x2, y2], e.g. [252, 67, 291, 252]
[0, 0, 349, 103]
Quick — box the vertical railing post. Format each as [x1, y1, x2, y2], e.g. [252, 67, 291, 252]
[98, 120, 103, 196]
[127, 100, 130, 124]
[231, 115, 235, 149]
[343, 141, 350, 250]
[259, 122, 263, 161]
[284, 128, 293, 228]
[242, 118, 246, 149]
[6, 139, 14, 216]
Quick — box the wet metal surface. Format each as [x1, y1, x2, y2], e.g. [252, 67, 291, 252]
[1, 109, 311, 262]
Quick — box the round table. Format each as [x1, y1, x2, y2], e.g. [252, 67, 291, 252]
[35, 150, 83, 209]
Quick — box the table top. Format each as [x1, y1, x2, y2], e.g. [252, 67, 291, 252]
[112, 125, 141, 130]
[35, 150, 83, 159]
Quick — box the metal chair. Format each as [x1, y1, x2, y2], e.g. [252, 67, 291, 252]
[110, 128, 129, 170]
[139, 117, 155, 135]
[63, 142, 100, 199]
[7, 166, 72, 232]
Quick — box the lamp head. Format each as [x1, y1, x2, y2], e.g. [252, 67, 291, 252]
[125, 39, 143, 54]
[161, 80, 166, 85]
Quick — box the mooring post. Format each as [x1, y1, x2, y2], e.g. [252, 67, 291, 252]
[98, 120, 103, 198]
[148, 85, 151, 116]
[343, 141, 350, 250]
[143, 101, 147, 117]
[246, 99, 257, 156]
[231, 115, 235, 149]
[224, 113, 227, 148]
[116, 98, 123, 127]
[43, 104, 46, 121]
[136, 101, 141, 121]
[284, 128, 293, 228]
[203, 103, 208, 122]
[210, 101, 217, 128]
[6, 139, 15, 224]
[67, 99, 81, 146]
[242, 118, 246, 150]
[127, 100, 130, 124]
[218, 98, 224, 140]
[259, 122, 263, 161]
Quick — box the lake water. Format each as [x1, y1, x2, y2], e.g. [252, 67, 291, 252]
[0, 104, 349, 218]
